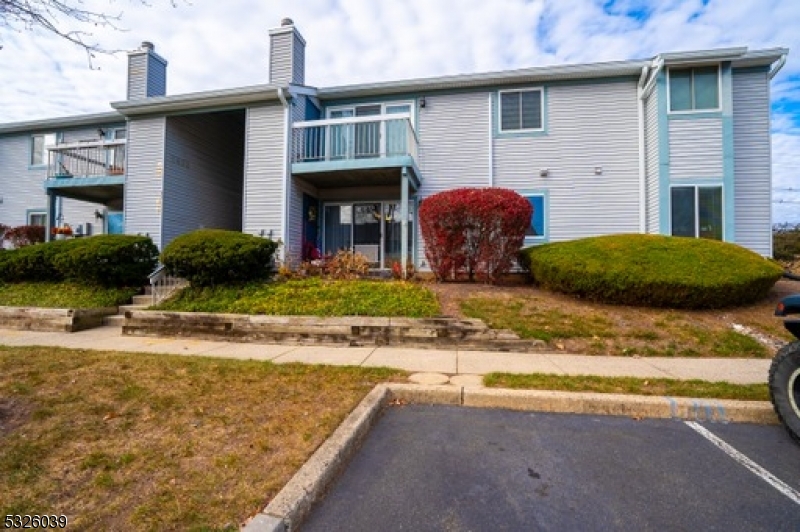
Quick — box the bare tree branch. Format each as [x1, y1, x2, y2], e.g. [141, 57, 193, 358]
[0, 0, 182, 66]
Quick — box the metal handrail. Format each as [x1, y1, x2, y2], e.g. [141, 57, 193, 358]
[148, 265, 188, 306]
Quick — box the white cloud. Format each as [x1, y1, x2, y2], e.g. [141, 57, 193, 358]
[1, 0, 798, 221]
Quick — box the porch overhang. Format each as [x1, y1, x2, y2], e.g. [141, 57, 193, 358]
[44, 175, 125, 205]
[291, 156, 421, 190]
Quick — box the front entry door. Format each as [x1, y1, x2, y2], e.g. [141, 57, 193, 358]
[353, 203, 381, 266]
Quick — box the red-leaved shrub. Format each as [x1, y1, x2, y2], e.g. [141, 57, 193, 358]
[4, 225, 46, 248]
[419, 188, 532, 283]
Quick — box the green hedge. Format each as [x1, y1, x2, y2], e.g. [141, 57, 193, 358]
[521, 234, 783, 309]
[0, 239, 75, 282]
[161, 229, 279, 287]
[0, 235, 158, 287]
[52, 235, 159, 287]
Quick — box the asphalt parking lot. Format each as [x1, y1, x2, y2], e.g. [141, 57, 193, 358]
[302, 405, 800, 531]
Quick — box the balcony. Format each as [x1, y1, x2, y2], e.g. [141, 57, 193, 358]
[291, 114, 420, 189]
[44, 140, 126, 205]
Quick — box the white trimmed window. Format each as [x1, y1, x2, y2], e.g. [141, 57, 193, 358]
[27, 211, 46, 227]
[669, 66, 720, 112]
[30, 133, 56, 166]
[500, 89, 543, 132]
[671, 185, 723, 240]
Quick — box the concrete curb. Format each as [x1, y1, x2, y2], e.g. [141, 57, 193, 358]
[241, 384, 778, 531]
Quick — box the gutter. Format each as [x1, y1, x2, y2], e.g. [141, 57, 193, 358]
[768, 54, 788, 80]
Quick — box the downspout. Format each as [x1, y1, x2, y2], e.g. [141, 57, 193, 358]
[488, 93, 494, 187]
[637, 57, 665, 233]
[637, 65, 649, 233]
[277, 87, 290, 263]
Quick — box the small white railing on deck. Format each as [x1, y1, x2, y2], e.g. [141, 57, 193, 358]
[291, 114, 419, 164]
[47, 140, 126, 179]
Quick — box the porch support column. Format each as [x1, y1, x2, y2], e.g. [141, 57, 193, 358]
[400, 167, 410, 279]
[46, 191, 57, 243]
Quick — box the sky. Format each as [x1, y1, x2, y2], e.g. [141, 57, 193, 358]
[1, 0, 798, 223]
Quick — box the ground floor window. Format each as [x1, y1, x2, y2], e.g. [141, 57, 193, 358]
[670, 185, 723, 240]
[27, 210, 47, 227]
[322, 201, 414, 269]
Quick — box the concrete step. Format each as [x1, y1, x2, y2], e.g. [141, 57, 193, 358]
[131, 294, 153, 306]
[103, 314, 126, 326]
[119, 304, 148, 313]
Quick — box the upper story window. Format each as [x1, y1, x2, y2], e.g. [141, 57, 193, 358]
[669, 66, 720, 112]
[30, 133, 56, 166]
[500, 89, 543, 132]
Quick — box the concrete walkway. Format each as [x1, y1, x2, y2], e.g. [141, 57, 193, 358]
[0, 325, 771, 385]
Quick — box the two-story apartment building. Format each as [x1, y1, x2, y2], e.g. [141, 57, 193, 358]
[0, 18, 788, 268]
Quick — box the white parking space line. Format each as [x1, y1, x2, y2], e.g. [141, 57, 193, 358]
[685, 421, 800, 506]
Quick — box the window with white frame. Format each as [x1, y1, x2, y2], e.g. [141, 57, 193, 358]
[671, 185, 723, 240]
[500, 89, 543, 132]
[524, 194, 547, 240]
[669, 66, 720, 112]
[27, 211, 46, 227]
[30, 133, 56, 166]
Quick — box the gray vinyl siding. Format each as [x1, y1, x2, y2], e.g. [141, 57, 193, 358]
[668, 118, 723, 178]
[125, 117, 165, 248]
[0, 134, 47, 231]
[494, 79, 640, 240]
[292, 33, 305, 86]
[146, 54, 167, 97]
[644, 90, 660, 233]
[270, 31, 305, 86]
[733, 70, 772, 256]
[127, 53, 147, 100]
[243, 104, 286, 243]
[417, 91, 491, 195]
[161, 112, 245, 248]
[415, 91, 491, 265]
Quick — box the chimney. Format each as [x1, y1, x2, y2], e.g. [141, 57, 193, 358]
[268, 18, 306, 85]
[126, 41, 168, 100]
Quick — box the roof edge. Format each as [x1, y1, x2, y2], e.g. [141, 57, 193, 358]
[111, 84, 284, 116]
[0, 111, 125, 135]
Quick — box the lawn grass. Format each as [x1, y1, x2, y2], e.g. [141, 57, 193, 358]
[0, 346, 404, 531]
[461, 295, 773, 358]
[155, 277, 441, 317]
[0, 282, 138, 308]
[483, 373, 770, 401]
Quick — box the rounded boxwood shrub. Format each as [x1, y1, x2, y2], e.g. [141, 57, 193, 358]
[51, 235, 159, 287]
[0, 239, 77, 282]
[521, 234, 784, 309]
[161, 229, 279, 287]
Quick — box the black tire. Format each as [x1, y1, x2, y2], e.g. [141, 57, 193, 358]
[769, 341, 800, 444]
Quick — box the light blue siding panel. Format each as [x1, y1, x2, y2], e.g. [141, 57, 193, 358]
[161, 112, 245, 248]
[125, 117, 165, 248]
[495, 80, 640, 241]
[668, 118, 723, 178]
[733, 70, 772, 255]
[243, 105, 285, 242]
[644, 90, 660, 233]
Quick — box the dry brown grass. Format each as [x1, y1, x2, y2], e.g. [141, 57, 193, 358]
[0, 346, 405, 531]
[429, 278, 798, 358]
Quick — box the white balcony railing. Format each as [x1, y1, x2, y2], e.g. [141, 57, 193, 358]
[47, 140, 126, 179]
[292, 114, 419, 164]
